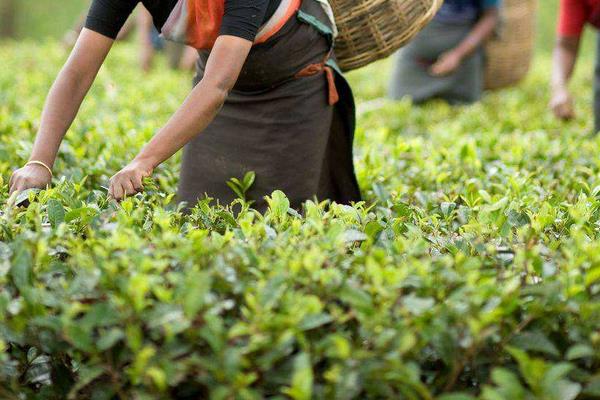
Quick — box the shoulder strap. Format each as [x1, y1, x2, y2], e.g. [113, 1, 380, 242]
[255, 0, 302, 44]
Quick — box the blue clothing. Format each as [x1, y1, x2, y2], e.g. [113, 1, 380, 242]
[434, 0, 500, 25]
[151, 27, 164, 51]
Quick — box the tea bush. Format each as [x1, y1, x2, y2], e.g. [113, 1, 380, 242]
[1, 42, 599, 399]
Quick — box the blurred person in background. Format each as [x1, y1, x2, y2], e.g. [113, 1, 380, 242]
[550, 0, 600, 133]
[9, 0, 361, 212]
[389, 0, 501, 104]
[63, 3, 197, 72]
[62, 6, 136, 46]
[0, 0, 17, 37]
[137, 7, 198, 72]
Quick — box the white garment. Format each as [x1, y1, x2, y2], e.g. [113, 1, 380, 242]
[315, 0, 338, 37]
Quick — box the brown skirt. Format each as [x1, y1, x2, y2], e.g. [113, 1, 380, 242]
[177, 0, 361, 212]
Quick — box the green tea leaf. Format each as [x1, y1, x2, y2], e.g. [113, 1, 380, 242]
[284, 353, 313, 400]
[47, 199, 65, 228]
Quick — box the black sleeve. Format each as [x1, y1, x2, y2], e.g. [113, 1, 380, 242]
[220, 0, 271, 42]
[85, 0, 139, 39]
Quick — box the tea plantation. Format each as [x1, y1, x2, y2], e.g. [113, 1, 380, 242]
[1, 40, 600, 399]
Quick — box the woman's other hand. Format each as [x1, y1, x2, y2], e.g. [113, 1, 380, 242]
[430, 51, 463, 77]
[108, 159, 154, 201]
[9, 163, 53, 195]
[429, 8, 499, 78]
[550, 35, 580, 122]
[550, 87, 575, 120]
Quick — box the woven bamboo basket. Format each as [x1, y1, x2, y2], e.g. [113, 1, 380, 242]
[330, 0, 444, 72]
[484, 0, 537, 90]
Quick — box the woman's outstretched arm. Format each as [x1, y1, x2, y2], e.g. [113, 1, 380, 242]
[430, 8, 500, 76]
[9, 29, 114, 194]
[549, 35, 580, 120]
[108, 35, 252, 200]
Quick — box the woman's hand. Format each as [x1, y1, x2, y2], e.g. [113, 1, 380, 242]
[550, 87, 575, 121]
[430, 8, 499, 78]
[9, 164, 53, 195]
[430, 50, 463, 77]
[119, 35, 252, 183]
[108, 159, 154, 200]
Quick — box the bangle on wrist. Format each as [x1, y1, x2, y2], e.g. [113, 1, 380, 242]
[26, 160, 53, 178]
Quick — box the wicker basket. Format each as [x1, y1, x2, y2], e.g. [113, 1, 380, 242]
[484, 0, 537, 90]
[330, 0, 444, 72]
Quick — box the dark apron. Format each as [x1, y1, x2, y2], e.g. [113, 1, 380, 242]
[177, 0, 361, 211]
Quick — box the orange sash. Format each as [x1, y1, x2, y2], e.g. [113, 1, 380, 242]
[161, 0, 301, 50]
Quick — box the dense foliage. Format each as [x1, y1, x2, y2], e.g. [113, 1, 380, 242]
[1, 40, 600, 399]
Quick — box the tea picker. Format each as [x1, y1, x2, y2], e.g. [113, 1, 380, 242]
[550, 0, 600, 134]
[390, 0, 500, 104]
[9, 0, 441, 212]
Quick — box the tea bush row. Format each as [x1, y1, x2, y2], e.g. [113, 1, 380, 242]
[0, 43, 599, 399]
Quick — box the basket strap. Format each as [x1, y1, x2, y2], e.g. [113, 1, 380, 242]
[293, 1, 342, 106]
[325, 58, 342, 76]
[313, 0, 338, 37]
[297, 9, 334, 44]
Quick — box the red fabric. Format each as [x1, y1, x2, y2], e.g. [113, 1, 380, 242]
[324, 67, 339, 106]
[169, 0, 299, 50]
[558, 0, 600, 37]
[295, 62, 340, 106]
[186, 0, 225, 50]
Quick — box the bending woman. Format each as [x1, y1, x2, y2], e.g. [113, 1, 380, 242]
[389, 0, 500, 104]
[9, 0, 361, 212]
[550, 0, 600, 133]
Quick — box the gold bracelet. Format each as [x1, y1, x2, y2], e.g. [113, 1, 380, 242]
[26, 160, 53, 178]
